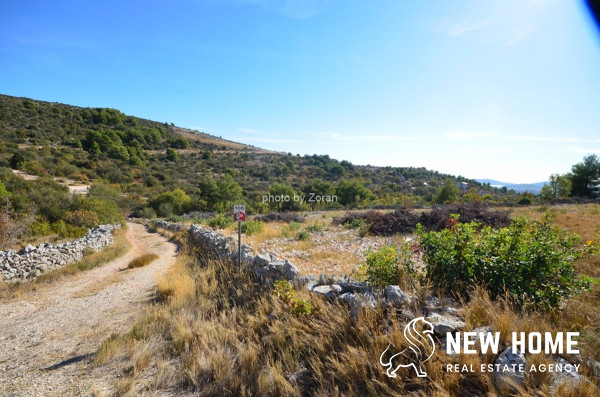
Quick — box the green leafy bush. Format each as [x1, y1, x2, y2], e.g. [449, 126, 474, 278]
[241, 219, 264, 235]
[207, 213, 233, 229]
[51, 220, 87, 238]
[65, 210, 100, 228]
[272, 280, 312, 316]
[288, 220, 301, 231]
[296, 230, 310, 241]
[417, 213, 596, 310]
[78, 197, 124, 225]
[30, 221, 52, 236]
[362, 245, 415, 289]
[305, 221, 324, 233]
[136, 207, 157, 219]
[344, 218, 365, 229]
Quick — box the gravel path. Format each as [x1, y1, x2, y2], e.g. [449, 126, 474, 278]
[0, 223, 177, 396]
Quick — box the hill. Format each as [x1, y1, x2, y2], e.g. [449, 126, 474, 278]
[476, 179, 548, 194]
[0, 94, 510, 211]
[0, 93, 521, 248]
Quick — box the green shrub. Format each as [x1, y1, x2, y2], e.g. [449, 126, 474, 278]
[296, 230, 310, 241]
[136, 207, 157, 219]
[290, 298, 312, 316]
[30, 221, 52, 236]
[344, 218, 365, 229]
[149, 188, 192, 215]
[272, 280, 312, 316]
[78, 197, 124, 225]
[417, 213, 597, 311]
[241, 220, 264, 235]
[362, 245, 415, 289]
[51, 221, 87, 238]
[65, 210, 100, 228]
[306, 221, 324, 232]
[207, 213, 233, 229]
[288, 220, 301, 231]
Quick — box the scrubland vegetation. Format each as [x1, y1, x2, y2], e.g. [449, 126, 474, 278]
[90, 203, 600, 396]
[2, 94, 600, 395]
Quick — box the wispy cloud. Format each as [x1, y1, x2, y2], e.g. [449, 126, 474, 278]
[448, 19, 496, 38]
[503, 27, 535, 46]
[445, 131, 497, 139]
[457, 146, 509, 153]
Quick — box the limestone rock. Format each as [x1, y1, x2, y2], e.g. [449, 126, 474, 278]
[493, 347, 526, 393]
[426, 313, 467, 337]
[385, 285, 413, 307]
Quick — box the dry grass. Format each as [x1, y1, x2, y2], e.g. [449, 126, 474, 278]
[94, 248, 598, 396]
[127, 253, 159, 269]
[512, 204, 600, 242]
[0, 228, 131, 301]
[93, 206, 600, 396]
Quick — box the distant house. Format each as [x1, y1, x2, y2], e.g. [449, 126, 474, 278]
[457, 182, 469, 191]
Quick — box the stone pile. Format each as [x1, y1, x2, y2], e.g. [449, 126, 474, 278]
[0, 224, 120, 282]
[153, 221, 301, 281]
[187, 223, 299, 281]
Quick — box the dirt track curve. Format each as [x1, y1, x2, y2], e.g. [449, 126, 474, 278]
[0, 222, 177, 396]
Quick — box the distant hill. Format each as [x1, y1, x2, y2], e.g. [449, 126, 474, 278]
[476, 179, 548, 194]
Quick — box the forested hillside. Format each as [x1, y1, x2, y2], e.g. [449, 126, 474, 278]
[0, 94, 511, 247]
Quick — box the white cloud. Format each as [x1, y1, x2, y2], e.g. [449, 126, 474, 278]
[504, 27, 535, 46]
[448, 19, 496, 38]
[445, 131, 497, 139]
[457, 146, 509, 153]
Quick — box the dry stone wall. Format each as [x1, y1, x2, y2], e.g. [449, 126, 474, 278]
[0, 224, 120, 282]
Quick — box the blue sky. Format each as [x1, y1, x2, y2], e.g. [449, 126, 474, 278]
[1, 0, 599, 183]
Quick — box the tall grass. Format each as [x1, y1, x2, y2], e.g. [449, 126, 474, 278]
[94, 251, 599, 396]
[96, 211, 600, 396]
[127, 253, 159, 269]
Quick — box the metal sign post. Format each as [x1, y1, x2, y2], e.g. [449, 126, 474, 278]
[233, 204, 246, 272]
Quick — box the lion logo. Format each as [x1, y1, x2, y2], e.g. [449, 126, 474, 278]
[379, 317, 436, 378]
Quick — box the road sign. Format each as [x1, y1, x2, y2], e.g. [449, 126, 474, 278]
[234, 204, 246, 222]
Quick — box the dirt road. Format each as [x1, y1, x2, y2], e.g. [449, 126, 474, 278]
[0, 223, 177, 396]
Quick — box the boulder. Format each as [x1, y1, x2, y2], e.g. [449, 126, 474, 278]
[493, 347, 526, 393]
[312, 284, 342, 299]
[337, 280, 371, 294]
[339, 292, 377, 318]
[549, 356, 583, 391]
[252, 254, 271, 268]
[385, 285, 413, 307]
[426, 313, 467, 337]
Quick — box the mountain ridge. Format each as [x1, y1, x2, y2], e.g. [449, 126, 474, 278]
[476, 179, 548, 194]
